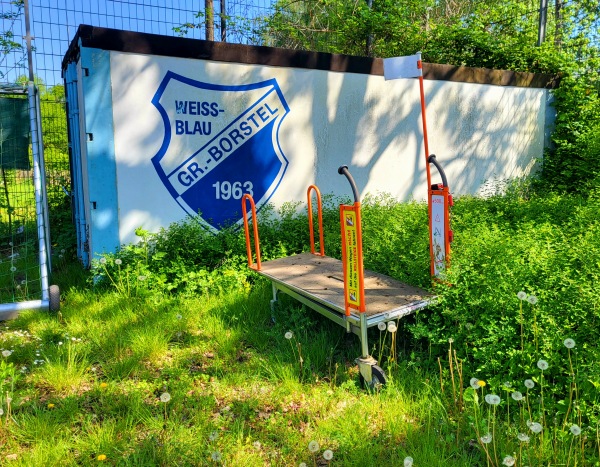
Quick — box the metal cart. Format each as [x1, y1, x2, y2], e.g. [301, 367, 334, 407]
[242, 166, 435, 387]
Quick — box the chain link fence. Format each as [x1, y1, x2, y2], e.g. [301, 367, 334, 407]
[1, 0, 39, 305]
[1, 0, 273, 306]
[27, 0, 273, 249]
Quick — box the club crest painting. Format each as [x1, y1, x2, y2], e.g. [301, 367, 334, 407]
[151, 72, 289, 230]
[63, 25, 554, 266]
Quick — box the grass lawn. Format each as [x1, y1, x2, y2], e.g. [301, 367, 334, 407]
[0, 278, 473, 466]
[1, 189, 599, 466]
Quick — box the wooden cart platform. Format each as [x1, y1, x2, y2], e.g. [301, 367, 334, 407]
[257, 252, 434, 332]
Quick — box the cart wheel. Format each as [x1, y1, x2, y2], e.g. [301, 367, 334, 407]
[360, 364, 387, 389]
[48, 285, 60, 312]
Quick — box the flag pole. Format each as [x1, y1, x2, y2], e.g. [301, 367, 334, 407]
[416, 52, 432, 190]
[383, 52, 446, 277]
[416, 52, 436, 276]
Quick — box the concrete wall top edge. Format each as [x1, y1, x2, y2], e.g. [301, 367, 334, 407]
[62, 24, 560, 89]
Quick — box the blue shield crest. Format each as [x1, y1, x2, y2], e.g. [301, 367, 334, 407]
[151, 71, 290, 230]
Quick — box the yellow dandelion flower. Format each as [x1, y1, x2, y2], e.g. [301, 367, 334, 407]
[100, 382, 108, 388]
[47, 403, 55, 409]
[97, 454, 107, 461]
[477, 380, 486, 387]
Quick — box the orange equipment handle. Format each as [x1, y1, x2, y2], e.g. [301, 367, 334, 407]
[338, 166, 366, 315]
[242, 194, 261, 270]
[427, 154, 453, 277]
[307, 185, 325, 256]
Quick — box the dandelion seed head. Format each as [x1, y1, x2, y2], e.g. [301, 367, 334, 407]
[176, 314, 182, 320]
[517, 291, 528, 300]
[530, 422, 543, 434]
[470, 378, 480, 389]
[527, 295, 538, 305]
[114, 259, 122, 265]
[517, 433, 530, 442]
[485, 394, 501, 405]
[564, 338, 575, 349]
[511, 391, 523, 401]
[99, 257, 107, 264]
[138, 275, 147, 281]
[403, 456, 413, 467]
[253, 441, 261, 450]
[160, 392, 171, 403]
[209, 431, 219, 441]
[2, 350, 12, 357]
[503, 455, 516, 466]
[308, 440, 320, 453]
[323, 450, 334, 461]
[299, 463, 307, 467]
[211, 451, 222, 462]
[10, 266, 16, 272]
[285, 331, 293, 340]
[503, 381, 512, 388]
[524, 379, 535, 389]
[537, 359, 549, 371]
[387, 321, 397, 333]
[377, 322, 386, 331]
[0, 408, 4, 416]
[570, 424, 582, 436]
[480, 433, 492, 444]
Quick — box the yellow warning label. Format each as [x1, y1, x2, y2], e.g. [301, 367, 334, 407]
[342, 208, 360, 307]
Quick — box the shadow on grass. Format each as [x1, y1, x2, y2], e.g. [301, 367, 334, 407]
[1, 260, 488, 466]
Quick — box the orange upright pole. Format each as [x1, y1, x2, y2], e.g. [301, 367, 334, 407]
[417, 56, 432, 190]
[307, 185, 325, 256]
[417, 55, 437, 277]
[241, 194, 261, 270]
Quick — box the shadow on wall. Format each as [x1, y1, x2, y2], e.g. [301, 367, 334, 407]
[107, 36, 548, 206]
[108, 39, 549, 214]
[307, 70, 547, 200]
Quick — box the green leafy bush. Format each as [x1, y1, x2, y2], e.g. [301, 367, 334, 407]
[88, 184, 600, 429]
[418, 188, 600, 427]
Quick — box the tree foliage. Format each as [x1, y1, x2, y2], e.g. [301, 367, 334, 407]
[260, 0, 600, 192]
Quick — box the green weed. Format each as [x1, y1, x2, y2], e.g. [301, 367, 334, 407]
[1, 187, 599, 464]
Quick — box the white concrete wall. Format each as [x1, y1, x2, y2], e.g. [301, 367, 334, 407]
[108, 51, 550, 245]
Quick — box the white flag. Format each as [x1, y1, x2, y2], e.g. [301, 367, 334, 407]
[383, 53, 422, 80]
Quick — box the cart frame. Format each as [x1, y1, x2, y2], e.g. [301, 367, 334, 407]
[242, 166, 435, 387]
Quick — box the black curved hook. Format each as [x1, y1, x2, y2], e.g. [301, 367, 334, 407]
[338, 165, 360, 203]
[428, 154, 448, 188]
